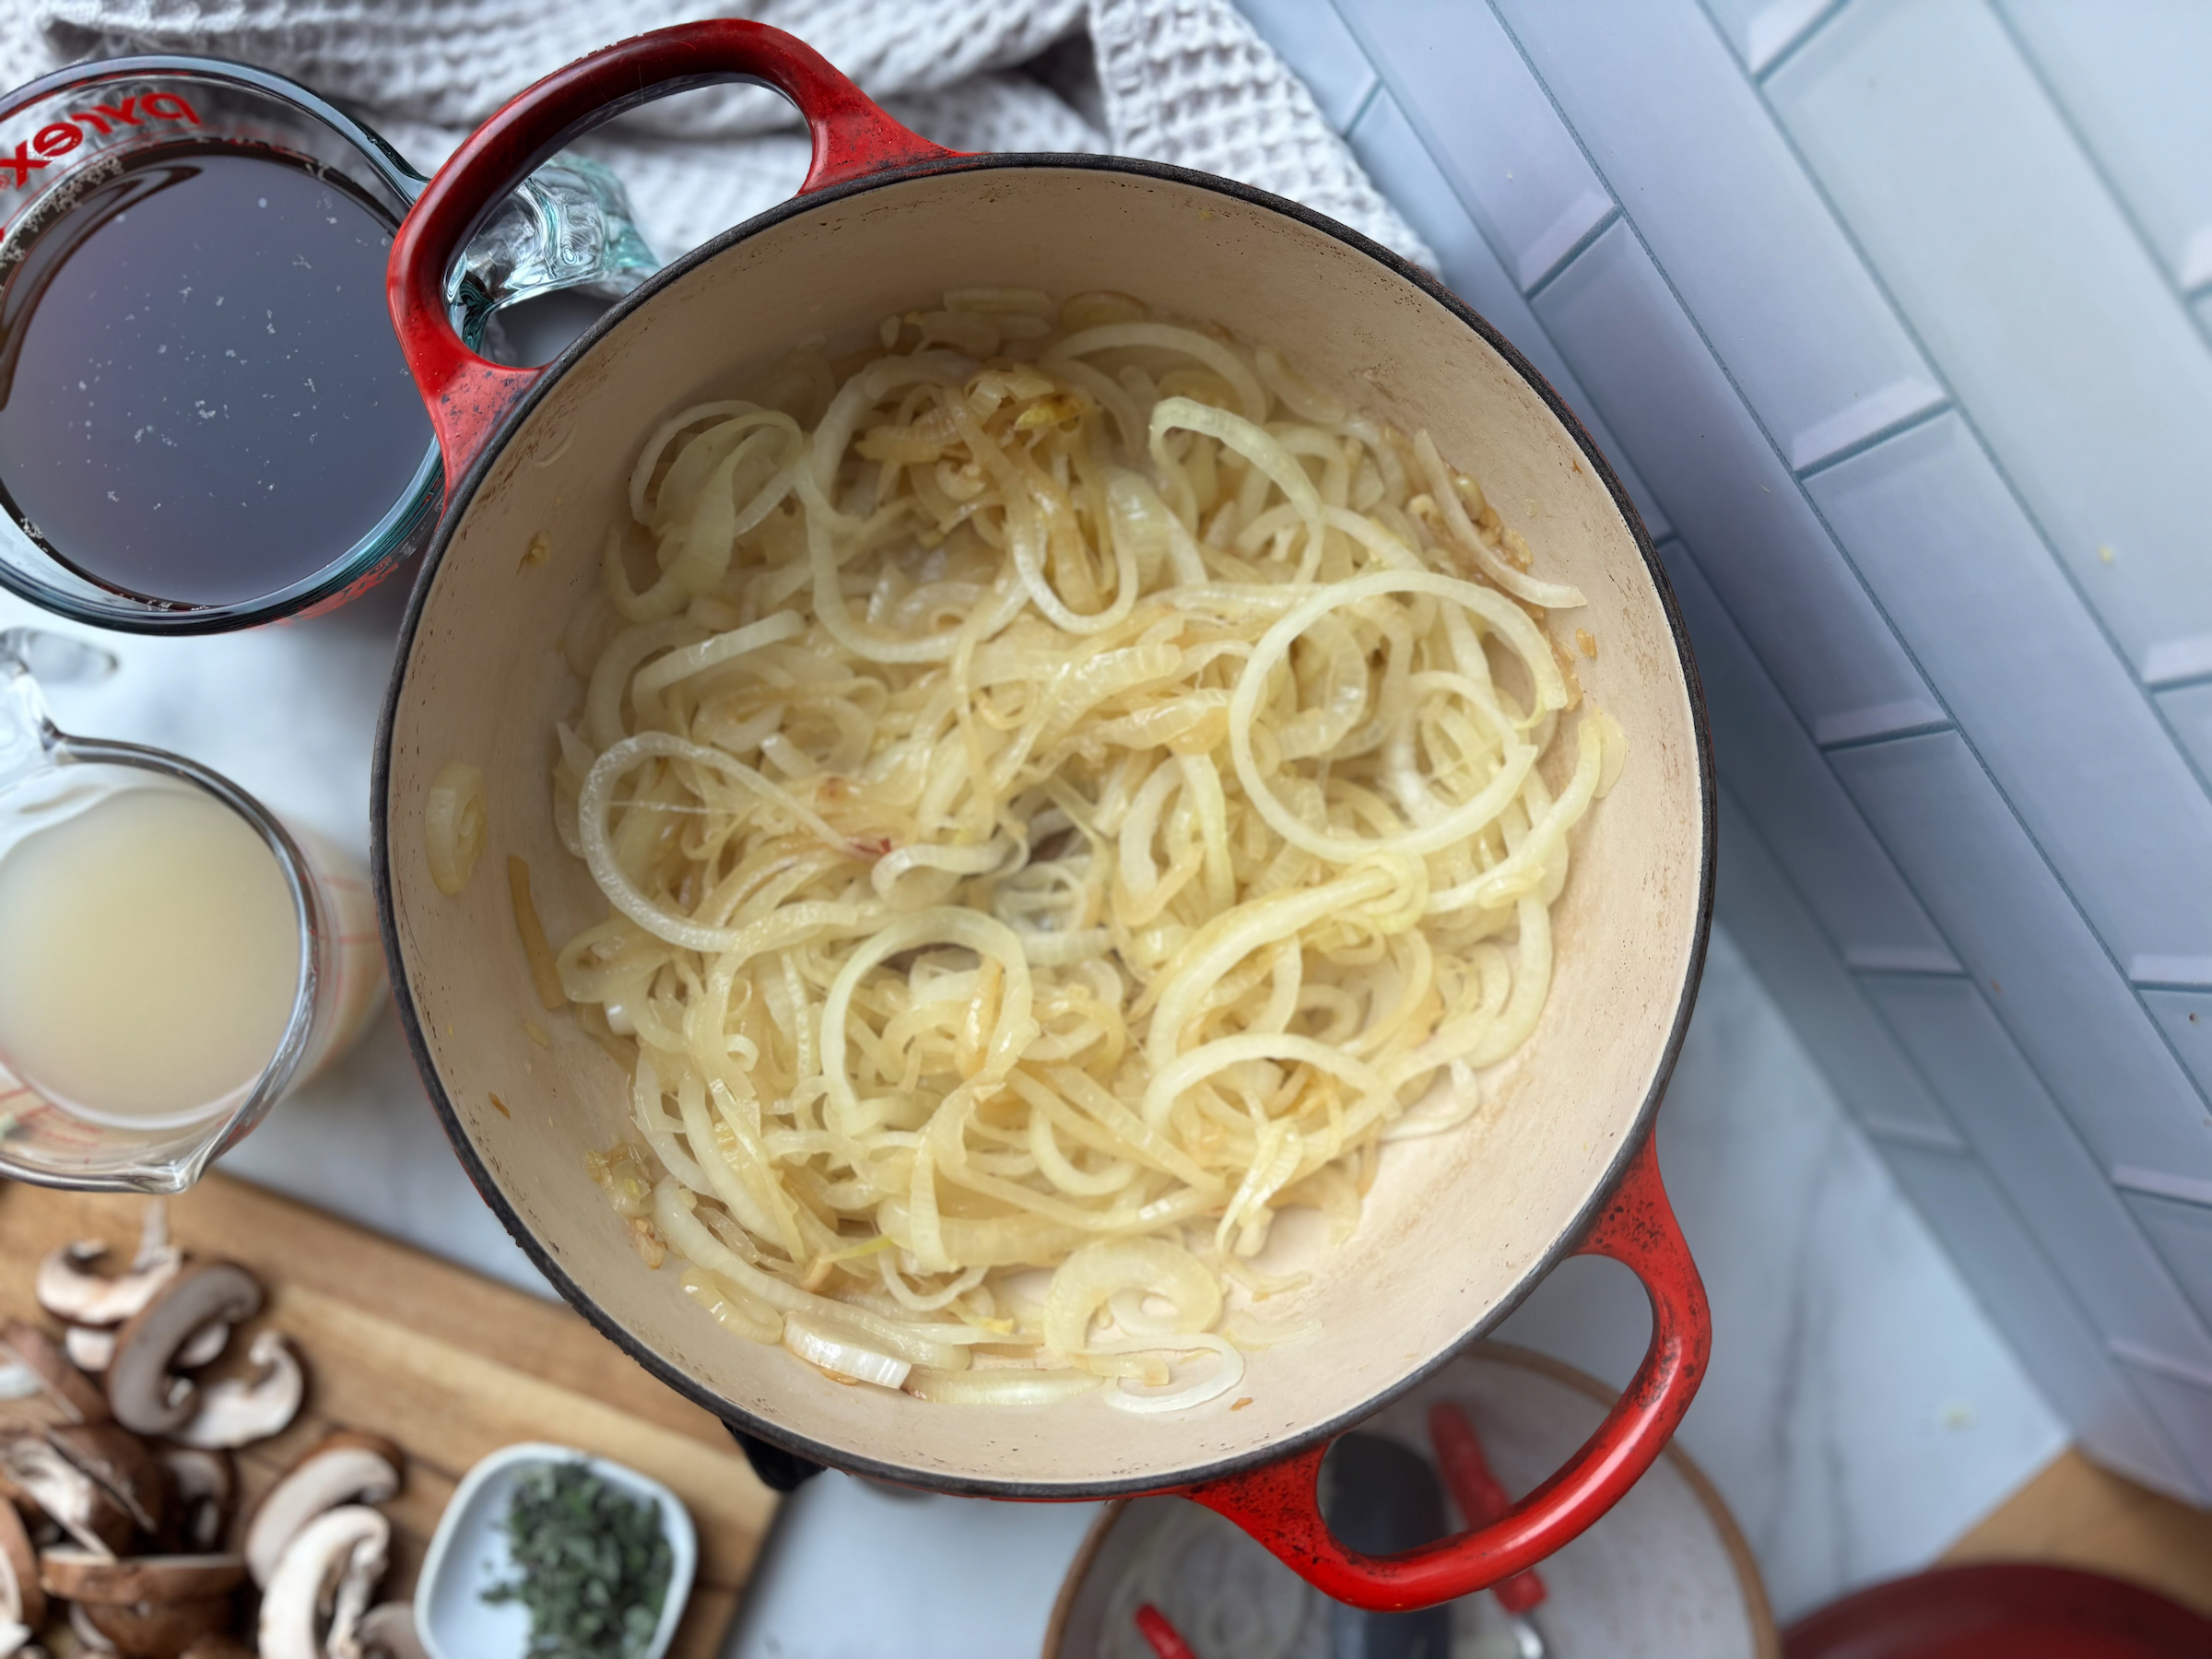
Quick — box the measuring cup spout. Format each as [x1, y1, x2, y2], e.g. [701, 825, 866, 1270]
[0, 629, 113, 789]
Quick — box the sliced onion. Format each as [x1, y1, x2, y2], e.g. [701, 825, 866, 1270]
[681, 1266, 782, 1344]
[782, 1315, 912, 1389]
[631, 609, 806, 699]
[903, 1367, 1103, 1405]
[1044, 1238, 1220, 1369]
[1096, 1335, 1246, 1414]
[423, 760, 487, 896]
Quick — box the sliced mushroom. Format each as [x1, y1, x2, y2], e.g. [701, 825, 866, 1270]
[105, 1265, 263, 1437]
[61, 1326, 114, 1374]
[69, 1602, 116, 1653]
[174, 1323, 230, 1372]
[81, 1593, 233, 1659]
[243, 1431, 403, 1587]
[38, 1549, 246, 1604]
[34, 1240, 182, 1331]
[156, 1449, 235, 1556]
[73, 1321, 225, 1377]
[325, 1533, 383, 1659]
[168, 1331, 303, 1451]
[0, 1500, 43, 1635]
[258, 1506, 388, 1659]
[0, 1432, 131, 1555]
[353, 1603, 429, 1659]
[0, 1322, 108, 1424]
[0, 1618, 30, 1658]
[47, 1423, 165, 1535]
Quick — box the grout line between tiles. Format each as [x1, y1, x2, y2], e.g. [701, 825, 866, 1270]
[1521, 205, 1620, 301]
[1753, 1, 2212, 809]
[1793, 396, 1954, 480]
[1714, 779, 1974, 1149]
[1730, 11, 2212, 1108]
[1342, 72, 1382, 137]
[1747, 0, 1854, 84]
[1817, 721, 1959, 754]
[1853, 970, 2212, 1458]
[1985, 0, 2212, 358]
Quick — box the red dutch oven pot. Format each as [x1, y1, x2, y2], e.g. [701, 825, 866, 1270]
[371, 20, 1715, 1611]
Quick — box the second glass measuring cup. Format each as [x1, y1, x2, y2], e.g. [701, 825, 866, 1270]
[0, 629, 384, 1192]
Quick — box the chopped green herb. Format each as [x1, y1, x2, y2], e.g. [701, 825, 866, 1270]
[483, 1461, 674, 1659]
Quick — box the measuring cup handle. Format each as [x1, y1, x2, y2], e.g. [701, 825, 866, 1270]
[1182, 1135, 1711, 1613]
[387, 19, 955, 489]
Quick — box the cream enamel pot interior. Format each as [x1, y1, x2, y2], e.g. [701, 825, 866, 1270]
[371, 21, 1715, 1611]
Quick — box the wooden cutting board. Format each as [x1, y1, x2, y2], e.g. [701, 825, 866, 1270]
[0, 1172, 777, 1659]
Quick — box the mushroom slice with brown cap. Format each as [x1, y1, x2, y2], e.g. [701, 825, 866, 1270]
[47, 1422, 166, 1535]
[38, 1549, 247, 1604]
[34, 1240, 183, 1331]
[0, 1321, 109, 1424]
[105, 1265, 264, 1438]
[354, 1603, 429, 1659]
[78, 1320, 227, 1377]
[259, 1506, 389, 1659]
[81, 1593, 233, 1659]
[168, 1331, 303, 1451]
[0, 1431, 131, 1555]
[0, 1500, 43, 1636]
[157, 1448, 235, 1556]
[243, 1431, 404, 1587]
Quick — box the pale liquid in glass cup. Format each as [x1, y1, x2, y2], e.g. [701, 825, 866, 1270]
[0, 627, 387, 1190]
[0, 784, 299, 1127]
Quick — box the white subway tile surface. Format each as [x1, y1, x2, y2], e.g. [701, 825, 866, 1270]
[1343, 88, 1671, 540]
[2122, 1189, 2212, 1336]
[1769, 0, 2212, 689]
[1698, 0, 1845, 76]
[1994, 0, 2212, 294]
[2158, 682, 2212, 790]
[1667, 545, 1956, 972]
[1231, 0, 2212, 1509]
[1830, 731, 2212, 1183]
[2109, 1357, 2212, 1500]
[1492, 0, 1943, 474]
[1532, 222, 1942, 747]
[1806, 414, 2212, 988]
[1861, 973, 2212, 1369]
[1714, 789, 1964, 1148]
[1877, 1142, 2187, 1497]
[1228, 0, 1377, 134]
[2142, 989, 2212, 1101]
[1332, 0, 1616, 290]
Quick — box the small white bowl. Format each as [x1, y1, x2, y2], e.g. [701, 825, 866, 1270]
[415, 1441, 698, 1659]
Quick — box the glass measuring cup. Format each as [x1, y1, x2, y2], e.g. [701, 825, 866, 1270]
[0, 53, 656, 632]
[0, 628, 385, 1191]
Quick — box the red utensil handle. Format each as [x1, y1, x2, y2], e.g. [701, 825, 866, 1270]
[1429, 1403, 1548, 1617]
[386, 19, 953, 489]
[1186, 1134, 1709, 1613]
[1135, 1604, 1199, 1659]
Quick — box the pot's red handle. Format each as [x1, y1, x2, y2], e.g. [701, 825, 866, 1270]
[387, 19, 954, 491]
[1185, 1135, 1709, 1612]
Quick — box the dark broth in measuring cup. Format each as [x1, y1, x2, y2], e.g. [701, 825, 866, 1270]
[0, 141, 429, 606]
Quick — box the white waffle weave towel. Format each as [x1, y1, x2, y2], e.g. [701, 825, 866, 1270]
[0, 0, 1431, 269]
